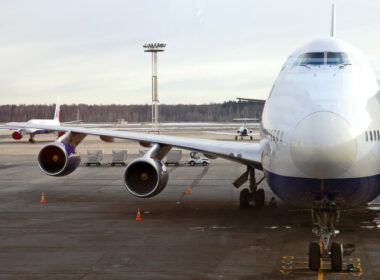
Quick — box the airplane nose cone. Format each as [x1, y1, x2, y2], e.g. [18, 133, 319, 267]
[291, 112, 357, 179]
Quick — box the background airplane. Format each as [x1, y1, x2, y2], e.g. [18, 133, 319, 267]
[203, 118, 259, 140]
[9, 97, 81, 143]
[5, 4, 380, 272]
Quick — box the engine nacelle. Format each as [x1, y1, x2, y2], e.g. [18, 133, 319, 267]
[12, 130, 22, 140]
[123, 157, 168, 198]
[38, 142, 81, 176]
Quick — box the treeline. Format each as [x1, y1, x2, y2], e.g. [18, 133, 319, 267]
[0, 101, 264, 122]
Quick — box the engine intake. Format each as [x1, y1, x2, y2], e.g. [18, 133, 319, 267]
[12, 130, 22, 140]
[38, 142, 81, 176]
[123, 157, 168, 198]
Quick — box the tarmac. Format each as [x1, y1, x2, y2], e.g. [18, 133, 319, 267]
[0, 129, 379, 280]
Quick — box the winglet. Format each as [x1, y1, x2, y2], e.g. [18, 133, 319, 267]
[54, 96, 60, 121]
[331, 3, 335, 37]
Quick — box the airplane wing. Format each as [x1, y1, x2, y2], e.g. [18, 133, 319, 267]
[6, 122, 263, 169]
[203, 131, 242, 136]
[61, 123, 114, 128]
[236, 97, 266, 103]
[233, 118, 260, 122]
[203, 131, 260, 137]
[62, 120, 83, 124]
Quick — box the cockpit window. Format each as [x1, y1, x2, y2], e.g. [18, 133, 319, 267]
[327, 52, 350, 65]
[300, 52, 324, 65]
[297, 52, 350, 66]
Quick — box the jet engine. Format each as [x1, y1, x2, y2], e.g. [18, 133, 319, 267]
[38, 142, 81, 176]
[12, 130, 22, 140]
[123, 157, 168, 198]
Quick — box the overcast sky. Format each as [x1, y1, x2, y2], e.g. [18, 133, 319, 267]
[0, 0, 380, 105]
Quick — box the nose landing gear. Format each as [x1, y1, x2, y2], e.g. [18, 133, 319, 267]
[234, 166, 265, 208]
[309, 199, 343, 271]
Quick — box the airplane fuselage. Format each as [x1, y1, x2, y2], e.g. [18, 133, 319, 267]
[261, 37, 380, 209]
[26, 119, 60, 134]
[237, 127, 249, 136]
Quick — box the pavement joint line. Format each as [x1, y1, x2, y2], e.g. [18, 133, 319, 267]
[176, 166, 210, 202]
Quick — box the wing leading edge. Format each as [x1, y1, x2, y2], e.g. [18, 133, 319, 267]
[6, 122, 263, 169]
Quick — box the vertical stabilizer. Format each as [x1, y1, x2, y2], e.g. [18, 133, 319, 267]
[54, 96, 60, 121]
[331, 4, 335, 37]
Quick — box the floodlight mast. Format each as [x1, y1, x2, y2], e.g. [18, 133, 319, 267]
[143, 43, 166, 131]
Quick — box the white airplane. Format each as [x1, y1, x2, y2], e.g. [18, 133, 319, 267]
[203, 118, 259, 140]
[6, 5, 380, 272]
[9, 97, 80, 143]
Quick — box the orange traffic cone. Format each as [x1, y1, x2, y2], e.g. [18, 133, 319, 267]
[136, 208, 142, 221]
[187, 185, 192, 195]
[40, 192, 46, 204]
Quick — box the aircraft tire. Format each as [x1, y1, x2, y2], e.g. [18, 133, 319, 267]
[309, 242, 321, 271]
[331, 242, 343, 272]
[240, 189, 250, 208]
[254, 188, 265, 208]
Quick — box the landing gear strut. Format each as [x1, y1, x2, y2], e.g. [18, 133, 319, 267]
[309, 197, 343, 271]
[234, 166, 265, 208]
[28, 135, 35, 144]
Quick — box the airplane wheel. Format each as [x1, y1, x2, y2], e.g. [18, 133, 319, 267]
[250, 136, 253, 140]
[240, 189, 250, 208]
[235, 136, 237, 140]
[309, 242, 321, 271]
[331, 242, 343, 272]
[254, 188, 265, 208]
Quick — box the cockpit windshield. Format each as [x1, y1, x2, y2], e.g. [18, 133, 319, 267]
[300, 52, 324, 65]
[326, 52, 350, 65]
[298, 52, 350, 66]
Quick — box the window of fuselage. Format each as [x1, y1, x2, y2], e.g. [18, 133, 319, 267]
[300, 52, 324, 65]
[370, 131, 373, 141]
[365, 132, 368, 141]
[327, 52, 350, 65]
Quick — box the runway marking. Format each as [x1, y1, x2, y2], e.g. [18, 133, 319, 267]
[279, 255, 363, 278]
[318, 239, 323, 280]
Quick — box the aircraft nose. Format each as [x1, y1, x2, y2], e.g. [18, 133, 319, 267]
[290, 112, 357, 179]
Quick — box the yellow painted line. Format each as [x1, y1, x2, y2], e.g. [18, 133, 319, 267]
[318, 262, 324, 280]
[318, 239, 324, 280]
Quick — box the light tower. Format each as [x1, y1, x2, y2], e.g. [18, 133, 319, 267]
[143, 43, 166, 132]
